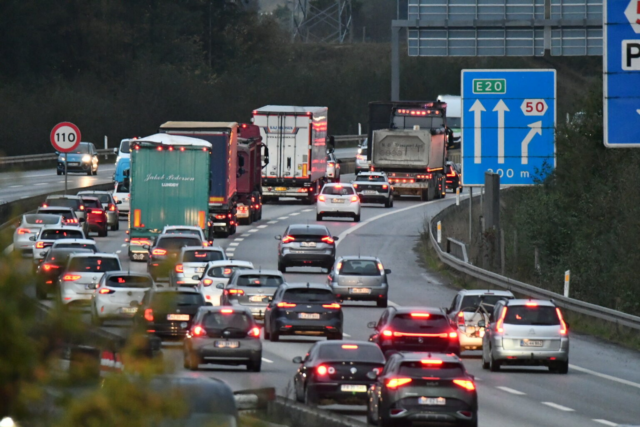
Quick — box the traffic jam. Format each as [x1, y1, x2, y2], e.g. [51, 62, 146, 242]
[20, 103, 573, 427]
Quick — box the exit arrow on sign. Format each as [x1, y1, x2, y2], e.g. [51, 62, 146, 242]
[521, 122, 543, 165]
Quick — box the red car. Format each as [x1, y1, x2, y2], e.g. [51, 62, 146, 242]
[81, 196, 108, 237]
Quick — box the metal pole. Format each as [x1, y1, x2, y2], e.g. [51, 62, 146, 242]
[468, 187, 473, 242]
[500, 228, 505, 275]
[64, 152, 68, 195]
[391, 24, 400, 101]
[104, 135, 108, 160]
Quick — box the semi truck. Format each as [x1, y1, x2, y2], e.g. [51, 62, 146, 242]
[128, 134, 212, 261]
[236, 123, 268, 225]
[252, 106, 328, 204]
[159, 122, 239, 238]
[367, 101, 448, 201]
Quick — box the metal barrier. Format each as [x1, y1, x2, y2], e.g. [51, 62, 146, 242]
[0, 149, 115, 165]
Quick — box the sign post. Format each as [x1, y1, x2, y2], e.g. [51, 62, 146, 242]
[50, 122, 81, 195]
[564, 270, 571, 298]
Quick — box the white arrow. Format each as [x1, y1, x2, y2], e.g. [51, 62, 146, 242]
[521, 121, 543, 165]
[469, 100, 486, 164]
[493, 100, 510, 164]
[637, 109, 640, 115]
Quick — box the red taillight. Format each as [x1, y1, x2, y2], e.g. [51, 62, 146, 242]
[350, 195, 359, 202]
[446, 169, 457, 177]
[386, 378, 412, 389]
[152, 249, 167, 256]
[192, 325, 206, 336]
[411, 312, 431, 318]
[453, 379, 476, 391]
[322, 303, 341, 309]
[79, 205, 85, 210]
[98, 288, 115, 294]
[353, 183, 358, 188]
[202, 279, 213, 286]
[90, 210, 103, 215]
[321, 236, 334, 244]
[421, 359, 443, 365]
[557, 307, 568, 335]
[42, 203, 48, 208]
[66, 218, 78, 224]
[249, 327, 260, 337]
[62, 274, 81, 281]
[317, 365, 328, 376]
[318, 195, 326, 202]
[496, 307, 507, 333]
[42, 263, 59, 271]
[382, 329, 393, 338]
[277, 302, 297, 308]
[144, 308, 154, 322]
[36, 241, 45, 249]
[449, 331, 458, 339]
[457, 311, 465, 326]
[17, 228, 31, 235]
[108, 204, 116, 211]
[226, 289, 244, 296]
[282, 235, 295, 243]
[175, 264, 183, 273]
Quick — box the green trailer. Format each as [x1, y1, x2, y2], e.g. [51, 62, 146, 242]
[128, 133, 211, 261]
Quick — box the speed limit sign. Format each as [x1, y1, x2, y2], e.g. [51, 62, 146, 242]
[50, 122, 81, 152]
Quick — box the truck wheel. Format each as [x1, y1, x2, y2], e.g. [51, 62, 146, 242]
[316, 213, 323, 221]
[353, 213, 361, 222]
[420, 189, 429, 201]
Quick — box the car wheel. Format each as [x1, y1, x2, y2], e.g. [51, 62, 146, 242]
[295, 382, 304, 402]
[481, 348, 490, 370]
[420, 189, 429, 201]
[489, 347, 501, 372]
[57, 170, 62, 176]
[304, 386, 316, 405]
[390, 198, 394, 207]
[378, 405, 397, 427]
[316, 213, 323, 221]
[99, 227, 108, 237]
[247, 356, 262, 372]
[367, 400, 377, 425]
[550, 361, 569, 374]
[354, 213, 361, 222]
[384, 198, 392, 208]
[278, 262, 286, 273]
[458, 417, 478, 427]
[263, 327, 271, 340]
[377, 298, 388, 308]
[270, 321, 280, 342]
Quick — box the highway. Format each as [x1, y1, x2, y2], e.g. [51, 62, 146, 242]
[29, 174, 640, 427]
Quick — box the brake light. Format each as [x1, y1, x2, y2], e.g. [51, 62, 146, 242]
[377, 262, 384, 273]
[249, 327, 260, 337]
[36, 242, 45, 249]
[215, 214, 226, 220]
[321, 236, 334, 244]
[223, 268, 232, 275]
[556, 308, 568, 335]
[192, 325, 206, 336]
[336, 262, 342, 271]
[449, 331, 458, 339]
[144, 308, 154, 322]
[353, 184, 358, 188]
[342, 344, 358, 349]
[382, 184, 388, 190]
[130, 238, 151, 246]
[350, 196, 359, 202]
[386, 378, 412, 389]
[65, 218, 78, 224]
[42, 263, 59, 271]
[411, 313, 430, 318]
[98, 288, 115, 294]
[17, 228, 31, 235]
[525, 302, 538, 307]
[322, 303, 341, 309]
[453, 379, 476, 391]
[221, 309, 234, 314]
[496, 307, 507, 333]
[317, 365, 328, 375]
[226, 289, 244, 295]
[90, 210, 103, 215]
[282, 235, 295, 243]
[421, 359, 443, 365]
[446, 169, 457, 177]
[108, 204, 116, 211]
[318, 195, 326, 202]
[42, 204, 48, 208]
[79, 205, 85, 210]
[175, 264, 183, 273]
[277, 302, 297, 308]
[457, 311, 465, 326]
[152, 249, 167, 256]
[202, 279, 213, 286]
[382, 329, 393, 338]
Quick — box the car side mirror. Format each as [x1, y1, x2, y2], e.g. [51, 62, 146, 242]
[366, 370, 378, 380]
[29, 236, 36, 241]
[216, 283, 224, 289]
[192, 275, 200, 280]
[384, 269, 391, 274]
[292, 356, 303, 364]
[367, 321, 377, 329]
[274, 235, 282, 240]
[117, 200, 122, 204]
[205, 302, 213, 306]
[333, 236, 339, 241]
[477, 320, 486, 328]
[113, 148, 118, 154]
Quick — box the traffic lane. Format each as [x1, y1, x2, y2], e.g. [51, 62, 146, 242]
[333, 147, 358, 159]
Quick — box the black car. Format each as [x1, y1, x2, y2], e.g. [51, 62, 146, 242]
[352, 171, 393, 208]
[292, 341, 385, 405]
[145, 234, 203, 281]
[36, 247, 94, 298]
[275, 224, 339, 273]
[367, 352, 478, 427]
[264, 283, 343, 341]
[136, 288, 207, 339]
[367, 307, 461, 357]
[445, 161, 462, 193]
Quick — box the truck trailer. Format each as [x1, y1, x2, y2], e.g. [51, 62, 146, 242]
[128, 134, 211, 261]
[252, 106, 328, 204]
[368, 101, 448, 201]
[236, 123, 268, 225]
[159, 122, 239, 238]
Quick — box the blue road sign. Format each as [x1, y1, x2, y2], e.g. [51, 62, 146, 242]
[461, 69, 556, 186]
[604, 0, 640, 147]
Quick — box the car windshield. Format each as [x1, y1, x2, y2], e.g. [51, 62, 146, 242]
[460, 295, 511, 312]
[83, 194, 112, 204]
[236, 275, 283, 287]
[107, 275, 152, 288]
[165, 229, 201, 237]
[504, 306, 560, 326]
[24, 214, 60, 225]
[183, 250, 224, 263]
[339, 260, 380, 276]
[202, 312, 252, 330]
[282, 288, 335, 303]
[447, 117, 461, 128]
[355, 175, 386, 183]
[46, 249, 93, 265]
[71, 144, 91, 154]
[322, 186, 354, 195]
[54, 243, 97, 252]
[67, 256, 120, 272]
[46, 199, 79, 209]
[40, 229, 84, 240]
[398, 361, 465, 377]
[116, 182, 129, 193]
[151, 292, 203, 307]
[207, 265, 252, 278]
[120, 140, 130, 153]
[389, 313, 449, 331]
[317, 344, 384, 363]
[157, 238, 202, 251]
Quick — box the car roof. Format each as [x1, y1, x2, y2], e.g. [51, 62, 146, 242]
[38, 207, 74, 212]
[197, 305, 252, 315]
[323, 182, 354, 187]
[68, 252, 119, 259]
[391, 306, 445, 315]
[356, 171, 386, 176]
[283, 282, 333, 291]
[78, 190, 111, 195]
[394, 352, 462, 363]
[457, 289, 515, 297]
[46, 195, 81, 200]
[157, 233, 202, 240]
[181, 245, 221, 252]
[40, 225, 82, 231]
[80, 196, 100, 201]
[233, 269, 283, 277]
[206, 260, 254, 267]
[287, 224, 330, 235]
[23, 213, 62, 221]
[314, 340, 379, 349]
[52, 239, 96, 245]
[338, 255, 379, 262]
[507, 299, 556, 307]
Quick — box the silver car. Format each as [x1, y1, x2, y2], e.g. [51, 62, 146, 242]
[170, 246, 227, 287]
[32, 226, 87, 265]
[220, 269, 285, 322]
[13, 214, 63, 256]
[482, 299, 570, 373]
[162, 225, 210, 246]
[328, 256, 391, 307]
[196, 260, 255, 306]
[43, 195, 86, 220]
[77, 190, 120, 231]
[91, 271, 155, 325]
[58, 253, 122, 308]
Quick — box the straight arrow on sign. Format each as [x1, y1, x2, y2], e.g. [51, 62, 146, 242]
[521, 121, 543, 165]
[493, 100, 509, 164]
[469, 100, 486, 164]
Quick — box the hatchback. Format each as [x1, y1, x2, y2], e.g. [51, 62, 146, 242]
[276, 224, 339, 273]
[56, 141, 99, 175]
[36, 246, 95, 298]
[136, 288, 206, 339]
[77, 191, 120, 230]
[43, 195, 86, 220]
[58, 253, 122, 307]
[196, 260, 255, 305]
[36, 207, 85, 233]
[32, 226, 87, 265]
[220, 269, 285, 321]
[91, 271, 155, 325]
[13, 214, 63, 256]
[146, 234, 204, 281]
[170, 246, 226, 287]
[355, 143, 370, 174]
[81, 196, 108, 237]
[316, 183, 361, 222]
[328, 256, 391, 307]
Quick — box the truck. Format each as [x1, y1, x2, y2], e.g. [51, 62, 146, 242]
[159, 122, 239, 238]
[367, 101, 448, 201]
[252, 106, 328, 204]
[236, 123, 268, 225]
[128, 133, 212, 261]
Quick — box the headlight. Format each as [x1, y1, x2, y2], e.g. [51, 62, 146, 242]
[82, 155, 91, 162]
[59, 156, 64, 162]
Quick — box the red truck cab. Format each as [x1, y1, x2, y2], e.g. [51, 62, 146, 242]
[236, 123, 267, 225]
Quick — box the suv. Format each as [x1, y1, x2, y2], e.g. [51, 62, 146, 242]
[13, 214, 64, 256]
[352, 171, 393, 208]
[367, 307, 460, 357]
[146, 234, 204, 281]
[328, 256, 391, 307]
[482, 299, 570, 373]
[221, 269, 285, 321]
[275, 224, 339, 273]
[56, 141, 99, 175]
[196, 260, 255, 306]
[57, 253, 122, 307]
[43, 195, 86, 220]
[316, 183, 361, 222]
[170, 246, 226, 287]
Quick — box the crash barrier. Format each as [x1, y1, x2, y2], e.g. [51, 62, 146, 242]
[0, 149, 115, 166]
[446, 238, 469, 263]
[429, 201, 640, 331]
[267, 395, 368, 427]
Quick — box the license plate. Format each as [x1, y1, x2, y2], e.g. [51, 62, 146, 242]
[332, 198, 345, 204]
[301, 242, 316, 247]
[521, 340, 543, 347]
[196, 267, 205, 273]
[215, 341, 239, 348]
[419, 397, 446, 406]
[121, 307, 138, 314]
[250, 295, 266, 302]
[133, 254, 145, 260]
[350, 288, 371, 294]
[341, 384, 367, 393]
[299, 313, 320, 320]
[275, 187, 288, 191]
[362, 191, 377, 195]
[68, 162, 79, 166]
[167, 314, 189, 321]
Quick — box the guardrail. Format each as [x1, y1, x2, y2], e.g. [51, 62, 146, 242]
[0, 149, 115, 165]
[429, 203, 640, 331]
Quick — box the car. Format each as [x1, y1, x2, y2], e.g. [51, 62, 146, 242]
[136, 288, 206, 339]
[481, 299, 570, 373]
[31, 226, 87, 265]
[445, 161, 462, 193]
[220, 269, 285, 322]
[292, 341, 385, 405]
[352, 171, 393, 208]
[183, 306, 263, 372]
[316, 183, 361, 222]
[355, 142, 370, 174]
[328, 256, 391, 307]
[196, 260, 255, 305]
[325, 151, 341, 183]
[77, 191, 120, 231]
[146, 234, 205, 281]
[275, 224, 339, 273]
[263, 282, 343, 342]
[367, 306, 461, 357]
[56, 141, 99, 175]
[57, 252, 122, 308]
[13, 214, 63, 256]
[161, 225, 211, 246]
[80, 196, 109, 237]
[43, 195, 86, 220]
[113, 157, 130, 183]
[367, 352, 478, 427]
[91, 271, 155, 325]
[112, 181, 130, 216]
[36, 207, 86, 233]
[114, 138, 132, 164]
[170, 246, 227, 287]
[36, 246, 95, 299]
[445, 289, 515, 352]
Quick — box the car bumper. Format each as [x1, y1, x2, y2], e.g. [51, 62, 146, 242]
[492, 347, 569, 364]
[280, 250, 335, 266]
[357, 194, 389, 203]
[308, 382, 371, 404]
[147, 321, 193, 338]
[87, 221, 107, 231]
[332, 285, 387, 301]
[389, 406, 476, 424]
[190, 339, 262, 363]
[60, 288, 94, 306]
[128, 246, 148, 261]
[317, 203, 359, 215]
[380, 342, 460, 357]
[274, 317, 342, 336]
[95, 300, 141, 319]
[58, 162, 92, 172]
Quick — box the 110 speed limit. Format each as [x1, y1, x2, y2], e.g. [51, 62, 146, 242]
[50, 122, 81, 153]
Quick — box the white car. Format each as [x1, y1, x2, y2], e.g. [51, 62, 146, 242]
[355, 142, 371, 174]
[162, 225, 210, 246]
[169, 246, 226, 287]
[13, 214, 63, 256]
[113, 181, 130, 216]
[58, 253, 122, 308]
[32, 226, 87, 265]
[196, 260, 254, 305]
[91, 271, 154, 325]
[316, 183, 361, 222]
[114, 138, 132, 164]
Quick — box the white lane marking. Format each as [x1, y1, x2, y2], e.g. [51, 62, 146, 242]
[116, 250, 121, 254]
[257, 225, 268, 229]
[248, 229, 259, 233]
[262, 358, 274, 363]
[541, 402, 574, 412]
[593, 420, 618, 426]
[241, 233, 250, 237]
[121, 243, 127, 247]
[289, 213, 299, 216]
[278, 216, 288, 220]
[226, 247, 236, 252]
[388, 300, 399, 307]
[229, 243, 239, 247]
[302, 209, 313, 212]
[570, 364, 640, 390]
[496, 386, 526, 395]
[34, 183, 48, 186]
[234, 238, 244, 242]
[9, 185, 23, 188]
[343, 333, 351, 337]
[267, 221, 278, 224]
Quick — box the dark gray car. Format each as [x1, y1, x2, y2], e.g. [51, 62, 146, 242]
[276, 224, 339, 272]
[220, 269, 285, 322]
[328, 256, 391, 307]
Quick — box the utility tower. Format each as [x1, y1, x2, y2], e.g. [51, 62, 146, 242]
[291, 0, 353, 43]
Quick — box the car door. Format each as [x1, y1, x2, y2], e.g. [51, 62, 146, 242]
[369, 309, 390, 343]
[265, 286, 283, 331]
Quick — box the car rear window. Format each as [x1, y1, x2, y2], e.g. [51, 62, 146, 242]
[116, 182, 129, 193]
[504, 305, 560, 326]
[183, 250, 224, 263]
[39, 209, 74, 220]
[67, 257, 120, 272]
[82, 199, 102, 209]
[24, 215, 60, 225]
[460, 295, 512, 312]
[54, 243, 97, 252]
[157, 237, 202, 251]
[81, 193, 111, 204]
[389, 313, 449, 332]
[283, 288, 335, 302]
[107, 275, 152, 288]
[318, 344, 385, 363]
[322, 186, 355, 195]
[398, 361, 465, 377]
[152, 292, 203, 306]
[46, 198, 79, 209]
[207, 266, 252, 278]
[202, 312, 252, 330]
[236, 275, 283, 287]
[41, 229, 84, 240]
[288, 226, 328, 236]
[165, 229, 201, 237]
[46, 249, 93, 265]
[340, 260, 379, 275]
